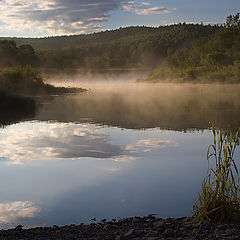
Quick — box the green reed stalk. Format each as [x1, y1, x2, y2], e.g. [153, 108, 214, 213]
[193, 125, 240, 224]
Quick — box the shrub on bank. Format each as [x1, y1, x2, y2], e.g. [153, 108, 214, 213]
[0, 66, 85, 95]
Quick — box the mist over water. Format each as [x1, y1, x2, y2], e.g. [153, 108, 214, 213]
[40, 75, 240, 131]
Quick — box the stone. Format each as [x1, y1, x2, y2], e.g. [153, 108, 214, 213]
[153, 220, 164, 228]
[115, 235, 122, 240]
[124, 228, 135, 237]
[0, 215, 239, 239]
[164, 228, 174, 237]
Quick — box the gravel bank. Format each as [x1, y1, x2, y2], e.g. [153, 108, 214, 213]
[0, 215, 239, 239]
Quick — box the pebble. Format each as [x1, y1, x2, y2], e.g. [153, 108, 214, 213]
[0, 216, 239, 239]
[153, 219, 164, 228]
[124, 228, 135, 237]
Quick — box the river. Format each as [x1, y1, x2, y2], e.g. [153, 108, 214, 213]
[0, 77, 239, 229]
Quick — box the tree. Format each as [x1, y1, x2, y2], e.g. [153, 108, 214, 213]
[17, 45, 37, 66]
[0, 40, 17, 67]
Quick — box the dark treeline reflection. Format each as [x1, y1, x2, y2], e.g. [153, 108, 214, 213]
[36, 83, 240, 131]
[0, 90, 35, 127]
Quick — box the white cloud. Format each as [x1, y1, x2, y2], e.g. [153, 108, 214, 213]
[122, 1, 174, 15]
[136, 6, 172, 15]
[0, 0, 176, 35]
[123, 5, 173, 15]
[141, 2, 150, 6]
[0, 0, 129, 35]
[0, 201, 40, 227]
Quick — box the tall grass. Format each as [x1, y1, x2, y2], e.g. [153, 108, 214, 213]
[193, 125, 240, 224]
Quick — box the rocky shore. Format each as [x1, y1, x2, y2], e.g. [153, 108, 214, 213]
[0, 215, 239, 239]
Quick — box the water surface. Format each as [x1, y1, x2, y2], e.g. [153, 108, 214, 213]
[0, 81, 239, 229]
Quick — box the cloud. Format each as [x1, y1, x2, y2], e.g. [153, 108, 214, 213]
[0, 201, 40, 227]
[122, 1, 174, 15]
[113, 155, 139, 162]
[0, 0, 128, 35]
[125, 139, 174, 153]
[0, 122, 122, 164]
[141, 2, 150, 6]
[136, 6, 172, 15]
[0, 0, 176, 35]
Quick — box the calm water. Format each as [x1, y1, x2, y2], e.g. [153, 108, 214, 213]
[0, 80, 240, 229]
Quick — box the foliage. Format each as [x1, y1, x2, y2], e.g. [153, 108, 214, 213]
[0, 24, 219, 70]
[37, 24, 219, 70]
[0, 15, 238, 82]
[193, 125, 240, 224]
[0, 40, 37, 67]
[143, 13, 240, 83]
[0, 66, 43, 94]
[0, 66, 84, 95]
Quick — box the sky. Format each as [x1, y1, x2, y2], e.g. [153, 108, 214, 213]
[0, 0, 239, 37]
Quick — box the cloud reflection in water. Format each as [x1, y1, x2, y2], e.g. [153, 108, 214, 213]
[0, 201, 40, 227]
[0, 122, 176, 165]
[125, 139, 173, 153]
[0, 122, 122, 164]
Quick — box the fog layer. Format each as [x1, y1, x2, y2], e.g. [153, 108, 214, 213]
[37, 76, 240, 131]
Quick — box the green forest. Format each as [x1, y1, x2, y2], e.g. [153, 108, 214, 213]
[0, 13, 239, 85]
[143, 13, 240, 83]
[0, 24, 219, 70]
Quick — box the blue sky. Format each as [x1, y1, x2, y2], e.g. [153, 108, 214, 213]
[0, 0, 239, 37]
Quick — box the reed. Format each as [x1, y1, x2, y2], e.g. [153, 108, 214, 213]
[193, 125, 240, 224]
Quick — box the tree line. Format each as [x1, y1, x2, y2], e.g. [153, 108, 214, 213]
[0, 24, 219, 70]
[144, 13, 240, 83]
[0, 14, 239, 82]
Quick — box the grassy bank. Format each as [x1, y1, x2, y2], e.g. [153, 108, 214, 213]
[138, 63, 240, 84]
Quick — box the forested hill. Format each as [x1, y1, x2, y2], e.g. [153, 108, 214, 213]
[0, 24, 219, 51]
[0, 26, 155, 50]
[0, 23, 222, 71]
[1, 17, 239, 83]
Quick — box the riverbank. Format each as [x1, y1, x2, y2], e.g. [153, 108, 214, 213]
[1, 215, 239, 239]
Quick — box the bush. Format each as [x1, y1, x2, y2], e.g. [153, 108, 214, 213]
[0, 66, 43, 94]
[0, 66, 85, 95]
